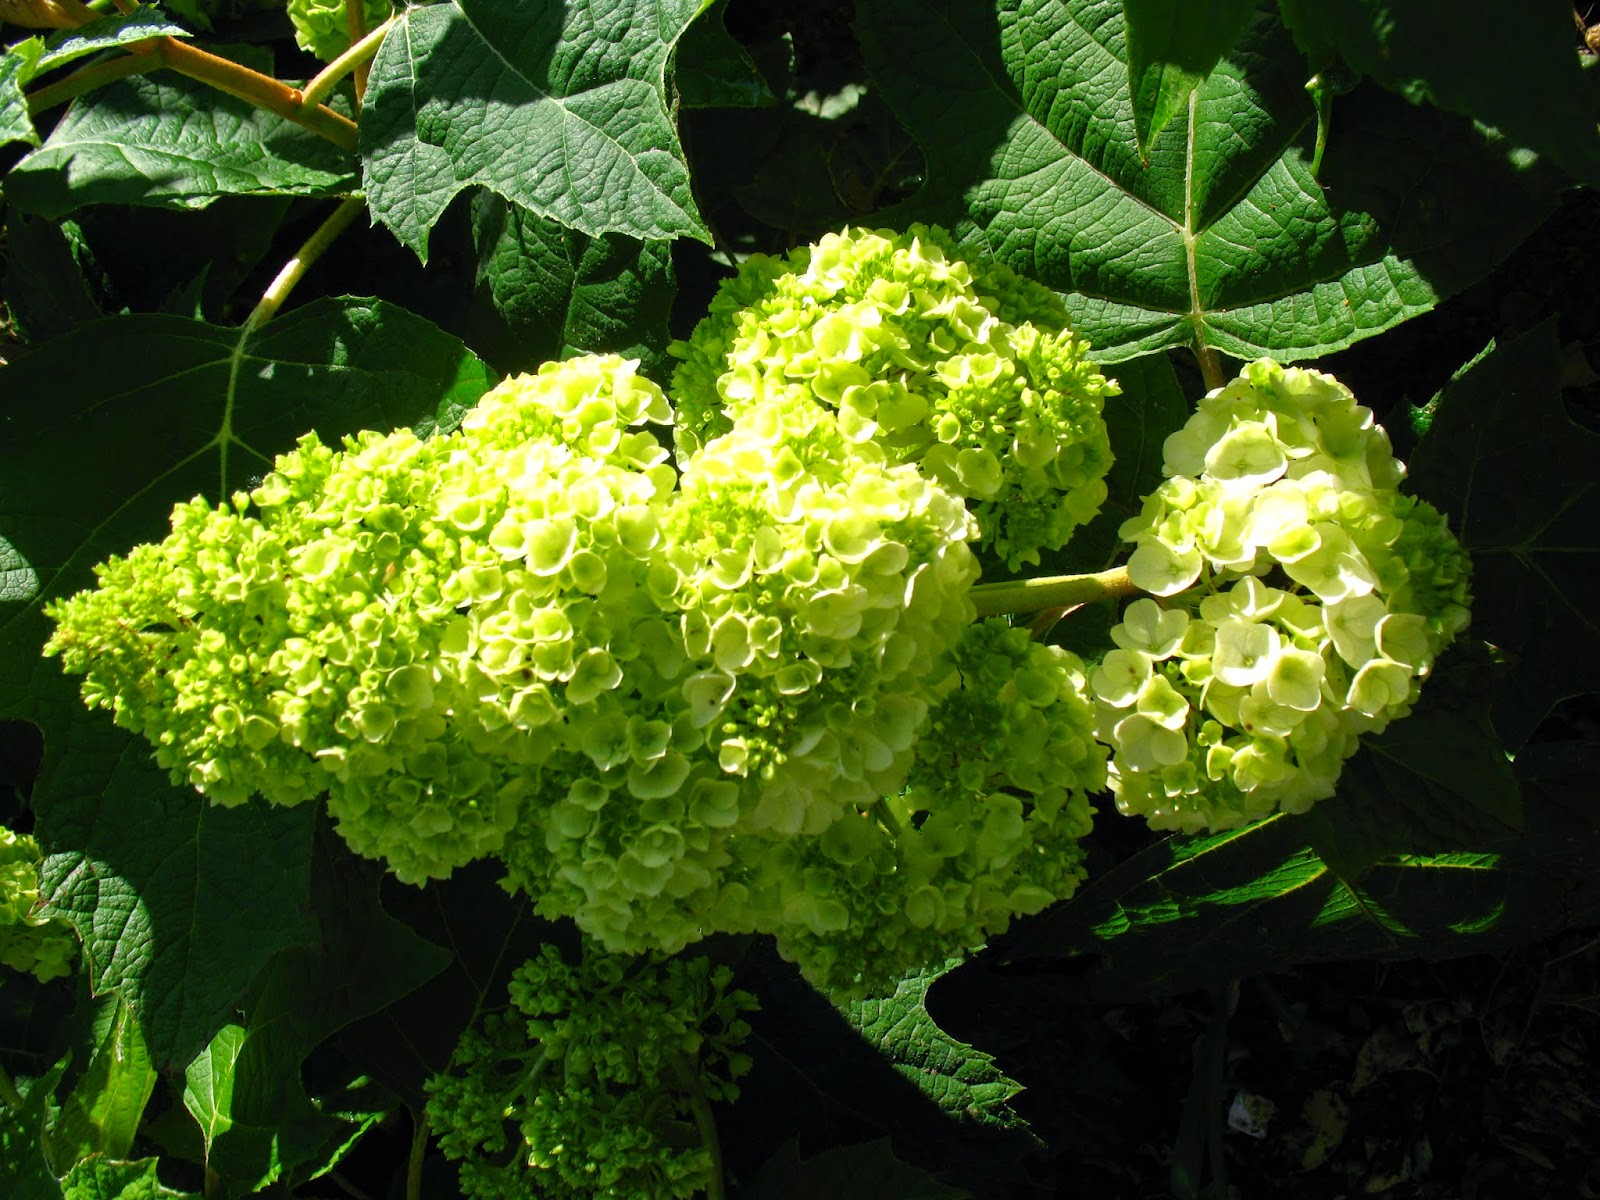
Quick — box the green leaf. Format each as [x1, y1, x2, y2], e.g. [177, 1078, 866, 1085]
[746, 1138, 971, 1200]
[0, 1057, 69, 1200]
[675, 0, 774, 109]
[469, 193, 676, 377]
[182, 1024, 249, 1165]
[179, 830, 447, 1193]
[6, 74, 357, 218]
[333, 863, 553, 1108]
[1, 42, 40, 152]
[856, 0, 1558, 362]
[1288, 0, 1600, 188]
[3, 213, 106, 344]
[46, 998, 157, 1169]
[38, 774, 317, 1071]
[1408, 321, 1599, 748]
[0, 14, 192, 157]
[1122, 0, 1255, 157]
[846, 962, 1029, 1133]
[35, 11, 192, 76]
[60, 1156, 199, 1200]
[1005, 722, 1580, 1002]
[0, 300, 492, 1064]
[361, 0, 711, 262]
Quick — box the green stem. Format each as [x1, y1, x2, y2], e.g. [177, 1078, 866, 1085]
[243, 196, 366, 332]
[969, 565, 1139, 617]
[668, 1055, 726, 1200]
[29, 34, 360, 151]
[1196, 345, 1226, 392]
[26, 47, 155, 113]
[0, 1061, 24, 1112]
[406, 1108, 428, 1200]
[872, 796, 908, 839]
[301, 16, 394, 112]
[158, 38, 359, 151]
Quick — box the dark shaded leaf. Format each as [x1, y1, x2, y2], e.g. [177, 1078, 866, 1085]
[469, 193, 676, 377]
[3, 213, 106, 344]
[1282, 0, 1600, 187]
[1408, 320, 1599, 748]
[334, 862, 556, 1108]
[675, 0, 774, 110]
[179, 830, 446, 1192]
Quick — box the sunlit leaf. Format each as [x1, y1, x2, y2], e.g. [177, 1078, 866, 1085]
[362, 0, 711, 260]
[857, 0, 1557, 362]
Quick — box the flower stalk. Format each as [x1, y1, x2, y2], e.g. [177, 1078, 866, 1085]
[970, 566, 1139, 617]
[301, 15, 394, 112]
[243, 197, 367, 333]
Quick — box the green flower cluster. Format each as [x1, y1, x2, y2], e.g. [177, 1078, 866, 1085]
[286, 0, 391, 61]
[426, 947, 754, 1200]
[1, 826, 76, 983]
[1093, 360, 1472, 832]
[46, 357, 680, 885]
[495, 371, 980, 960]
[47, 347, 1106, 993]
[671, 225, 1118, 570]
[760, 618, 1104, 997]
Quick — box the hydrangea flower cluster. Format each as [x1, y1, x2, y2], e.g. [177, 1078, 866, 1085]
[496, 376, 980, 960]
[286, 0, 391, 60]
[46, 349, 1107, 994]
[1093, 359, 1472, 832]
[671, 225, 1118, 570]
[46, 357, 680, 884]
[756, 618, 1104, 996]
[42, 228, 1474, 1000]
[426, 947, 754, 1200]
[2, 825, 77, 983]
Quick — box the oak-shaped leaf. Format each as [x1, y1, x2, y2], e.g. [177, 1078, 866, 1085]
[857, 0, 1557, 362]
[361, 0, 711, 261]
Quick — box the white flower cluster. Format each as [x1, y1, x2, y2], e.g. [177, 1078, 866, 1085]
[1093, 359, 1471, 832]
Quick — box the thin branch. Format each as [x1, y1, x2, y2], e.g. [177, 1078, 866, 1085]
[244, 196, 367, 332]
[406, 1108, 428, 1200]
[157, 37, 359, 152]
[301, 16, 395, 113]
[1196, 346, 1227, 392]
[668, 1055, 726, 1200]
[26, 48, 155, 113]
[970, 566, 1139, 617]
